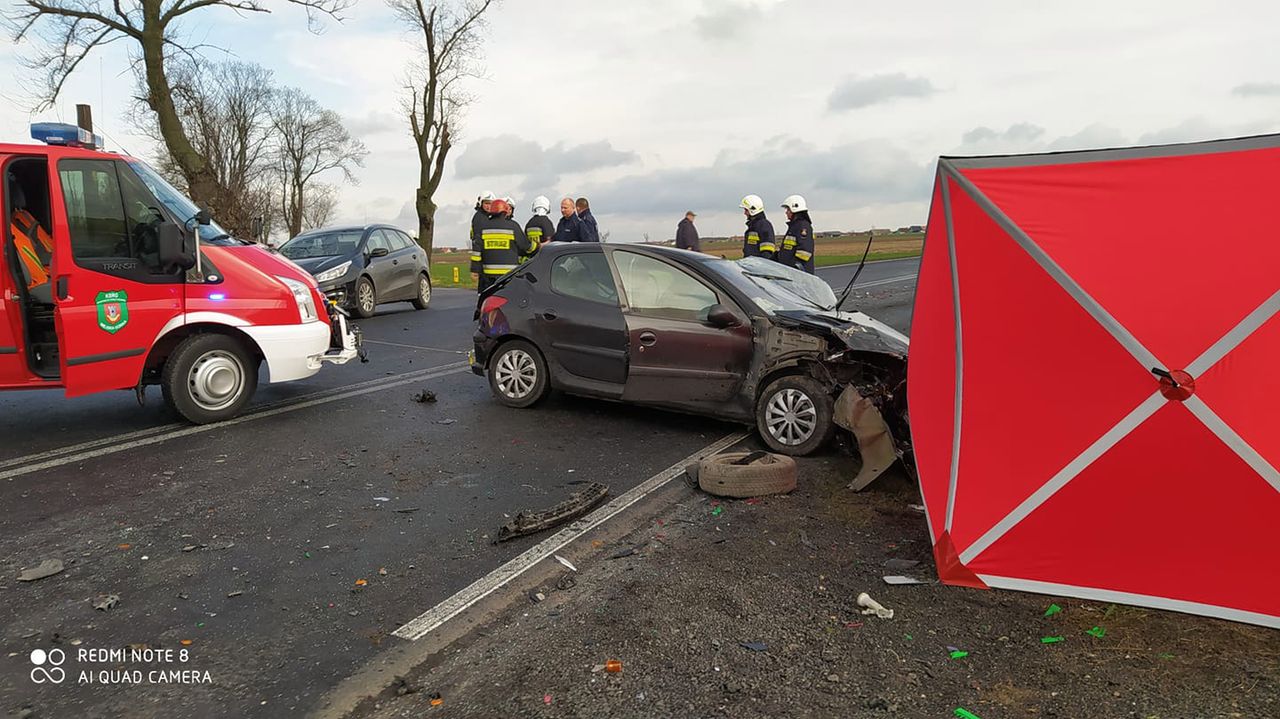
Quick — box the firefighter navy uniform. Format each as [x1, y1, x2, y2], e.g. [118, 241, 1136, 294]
[779, 211, 815, 273]
[523, 214, 554, 262]
[471, 208, 532, 293]
[743, 212, 777, 260]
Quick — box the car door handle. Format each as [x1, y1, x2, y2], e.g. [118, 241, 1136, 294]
[542, 310, 557, 321]
[639, 331, 657, 346]
[392, 259, 399, 265]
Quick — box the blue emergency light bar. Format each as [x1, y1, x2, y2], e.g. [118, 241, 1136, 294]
[30, 122, 104, 150]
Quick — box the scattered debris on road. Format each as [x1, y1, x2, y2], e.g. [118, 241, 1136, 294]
[17, 559, 64, 582]
[555, 555, 577, 572]
[739, 641, 767, 652]
[834, 384, 902, 490]
[857, 591, 894, 619]
[92, 593, 119, 611]
[410, 389, 437, 403]
[1044, 603, 1062, 617]
[227, 591, 243, 598]
[608, 546, 639, 560]
[494, 482, 609, 543]
[882, 575, 924, 585]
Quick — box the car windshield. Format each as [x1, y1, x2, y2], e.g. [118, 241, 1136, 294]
[126, 160, 241, 245]
[280, 230, 364, 259]
[709, 257, 838, 314]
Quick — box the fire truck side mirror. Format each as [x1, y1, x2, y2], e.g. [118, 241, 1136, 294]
[159, 222, 196, 272]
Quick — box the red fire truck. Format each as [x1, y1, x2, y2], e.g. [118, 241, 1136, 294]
[1, 123, 361, 423]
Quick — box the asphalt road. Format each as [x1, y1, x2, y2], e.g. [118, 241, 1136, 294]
[0, 255, 919, 718]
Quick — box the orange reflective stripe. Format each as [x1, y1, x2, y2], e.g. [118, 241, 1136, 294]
[12, 226, 50, 289]
[12, 210, 54, 253]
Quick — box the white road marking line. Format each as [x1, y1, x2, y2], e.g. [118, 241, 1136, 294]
[1, 362, 470, 482]
[0, 362, 470, 471]
[362, 339, 467, 354]
[841, 274, 917, 290]
[815, 256, 922, 271]
[391, 430, 750, 641]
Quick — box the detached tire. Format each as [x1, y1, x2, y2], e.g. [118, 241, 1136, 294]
[353, 276, 377, 318]
[410, 273, 432, 310]
[488, 340, 550, 408]
[698, 452, 797, 498]
[162, 334, 259, 424]
[755, 375, 836, 456]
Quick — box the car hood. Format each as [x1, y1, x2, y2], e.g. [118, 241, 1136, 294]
[772, 309, 910, 357]
[290, 255, 348, 275]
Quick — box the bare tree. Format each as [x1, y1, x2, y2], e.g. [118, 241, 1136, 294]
[271, 87, 366, 238]
[137, 60, 278, 235]
[7, 0, 350, 207]
[301, 183, 338, 230]
[390, 0, 495, 260]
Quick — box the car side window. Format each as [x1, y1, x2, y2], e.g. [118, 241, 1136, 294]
[394, 230, 419, 251]
[382, 230, 409, 251]
[615, 252, 718, 320]
[365, 230, 391, 255]
[550, 253, 619, 306]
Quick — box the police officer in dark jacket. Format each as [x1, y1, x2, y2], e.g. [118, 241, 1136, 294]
[675, 211, 700, 251]
[524, 196, 555, 259]
[739, 194, 776, 259]
[471, 199, 533, 294]
[778, 194, 815, 273]
[576, 197, 600, 243]
[555, 197, 583, 243]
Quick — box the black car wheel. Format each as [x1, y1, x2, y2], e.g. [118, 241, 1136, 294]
[488, 340, 550, 408]
[755, 375, 835, 456]
[411, 273, 432, 310]
[161, 334, 259, 424]
[354, 276, 377, 319]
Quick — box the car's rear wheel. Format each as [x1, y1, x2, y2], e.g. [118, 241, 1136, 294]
[411, 273, 432, 310]
[488, 340, 550, 408]
[354, 276, 377, 318]
[755, 375, 835, 456]
[162, 334, 259, 424]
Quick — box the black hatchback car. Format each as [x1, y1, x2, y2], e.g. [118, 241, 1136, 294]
[471, 244, 912, 463]
[280, 224, 432, 318]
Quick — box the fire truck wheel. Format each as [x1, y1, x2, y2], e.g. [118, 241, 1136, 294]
[162, 334, 259, 424]
[411, 273, 433, 310]
[354, 276, 377, 319]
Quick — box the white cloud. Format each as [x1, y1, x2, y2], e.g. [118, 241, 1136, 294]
[454, 135, 639, 191]
[828, 73, 938, 111]
[694, 1, 763, 41]
[1232, 82, 1280, 97]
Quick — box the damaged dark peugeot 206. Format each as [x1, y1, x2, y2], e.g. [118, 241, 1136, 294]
[471, 244, 912, 487]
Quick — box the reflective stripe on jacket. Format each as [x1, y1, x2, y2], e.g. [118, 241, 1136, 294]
[471, 212, 532, 280]
[779, 214, 815, 274]
[742, 212, 776, 258]
[10, 209, 54, 290]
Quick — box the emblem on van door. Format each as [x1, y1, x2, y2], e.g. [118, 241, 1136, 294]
[95, 290, 130, 334]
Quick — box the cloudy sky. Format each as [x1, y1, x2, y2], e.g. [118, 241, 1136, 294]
[3, 0, 1279, 246]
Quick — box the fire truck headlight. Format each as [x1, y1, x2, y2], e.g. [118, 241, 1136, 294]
[277, 276, 319, 323]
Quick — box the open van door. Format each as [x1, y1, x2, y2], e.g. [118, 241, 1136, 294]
[48, 157, 185, 396]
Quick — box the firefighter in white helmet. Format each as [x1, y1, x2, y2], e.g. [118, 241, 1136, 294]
[740, 194, 777, 259]
[469, 190, 497, 272]
[778, 194, 815, 273]
[523, 196, 555, 261]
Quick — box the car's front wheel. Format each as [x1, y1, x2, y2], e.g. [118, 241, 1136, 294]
[487, 340, 550, 408]
[161, 334, 259, 424]
[755, 375, 835, 456]
[354, 276, 377, 319]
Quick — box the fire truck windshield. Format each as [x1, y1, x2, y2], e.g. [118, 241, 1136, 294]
[127, 160, 242, 246]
